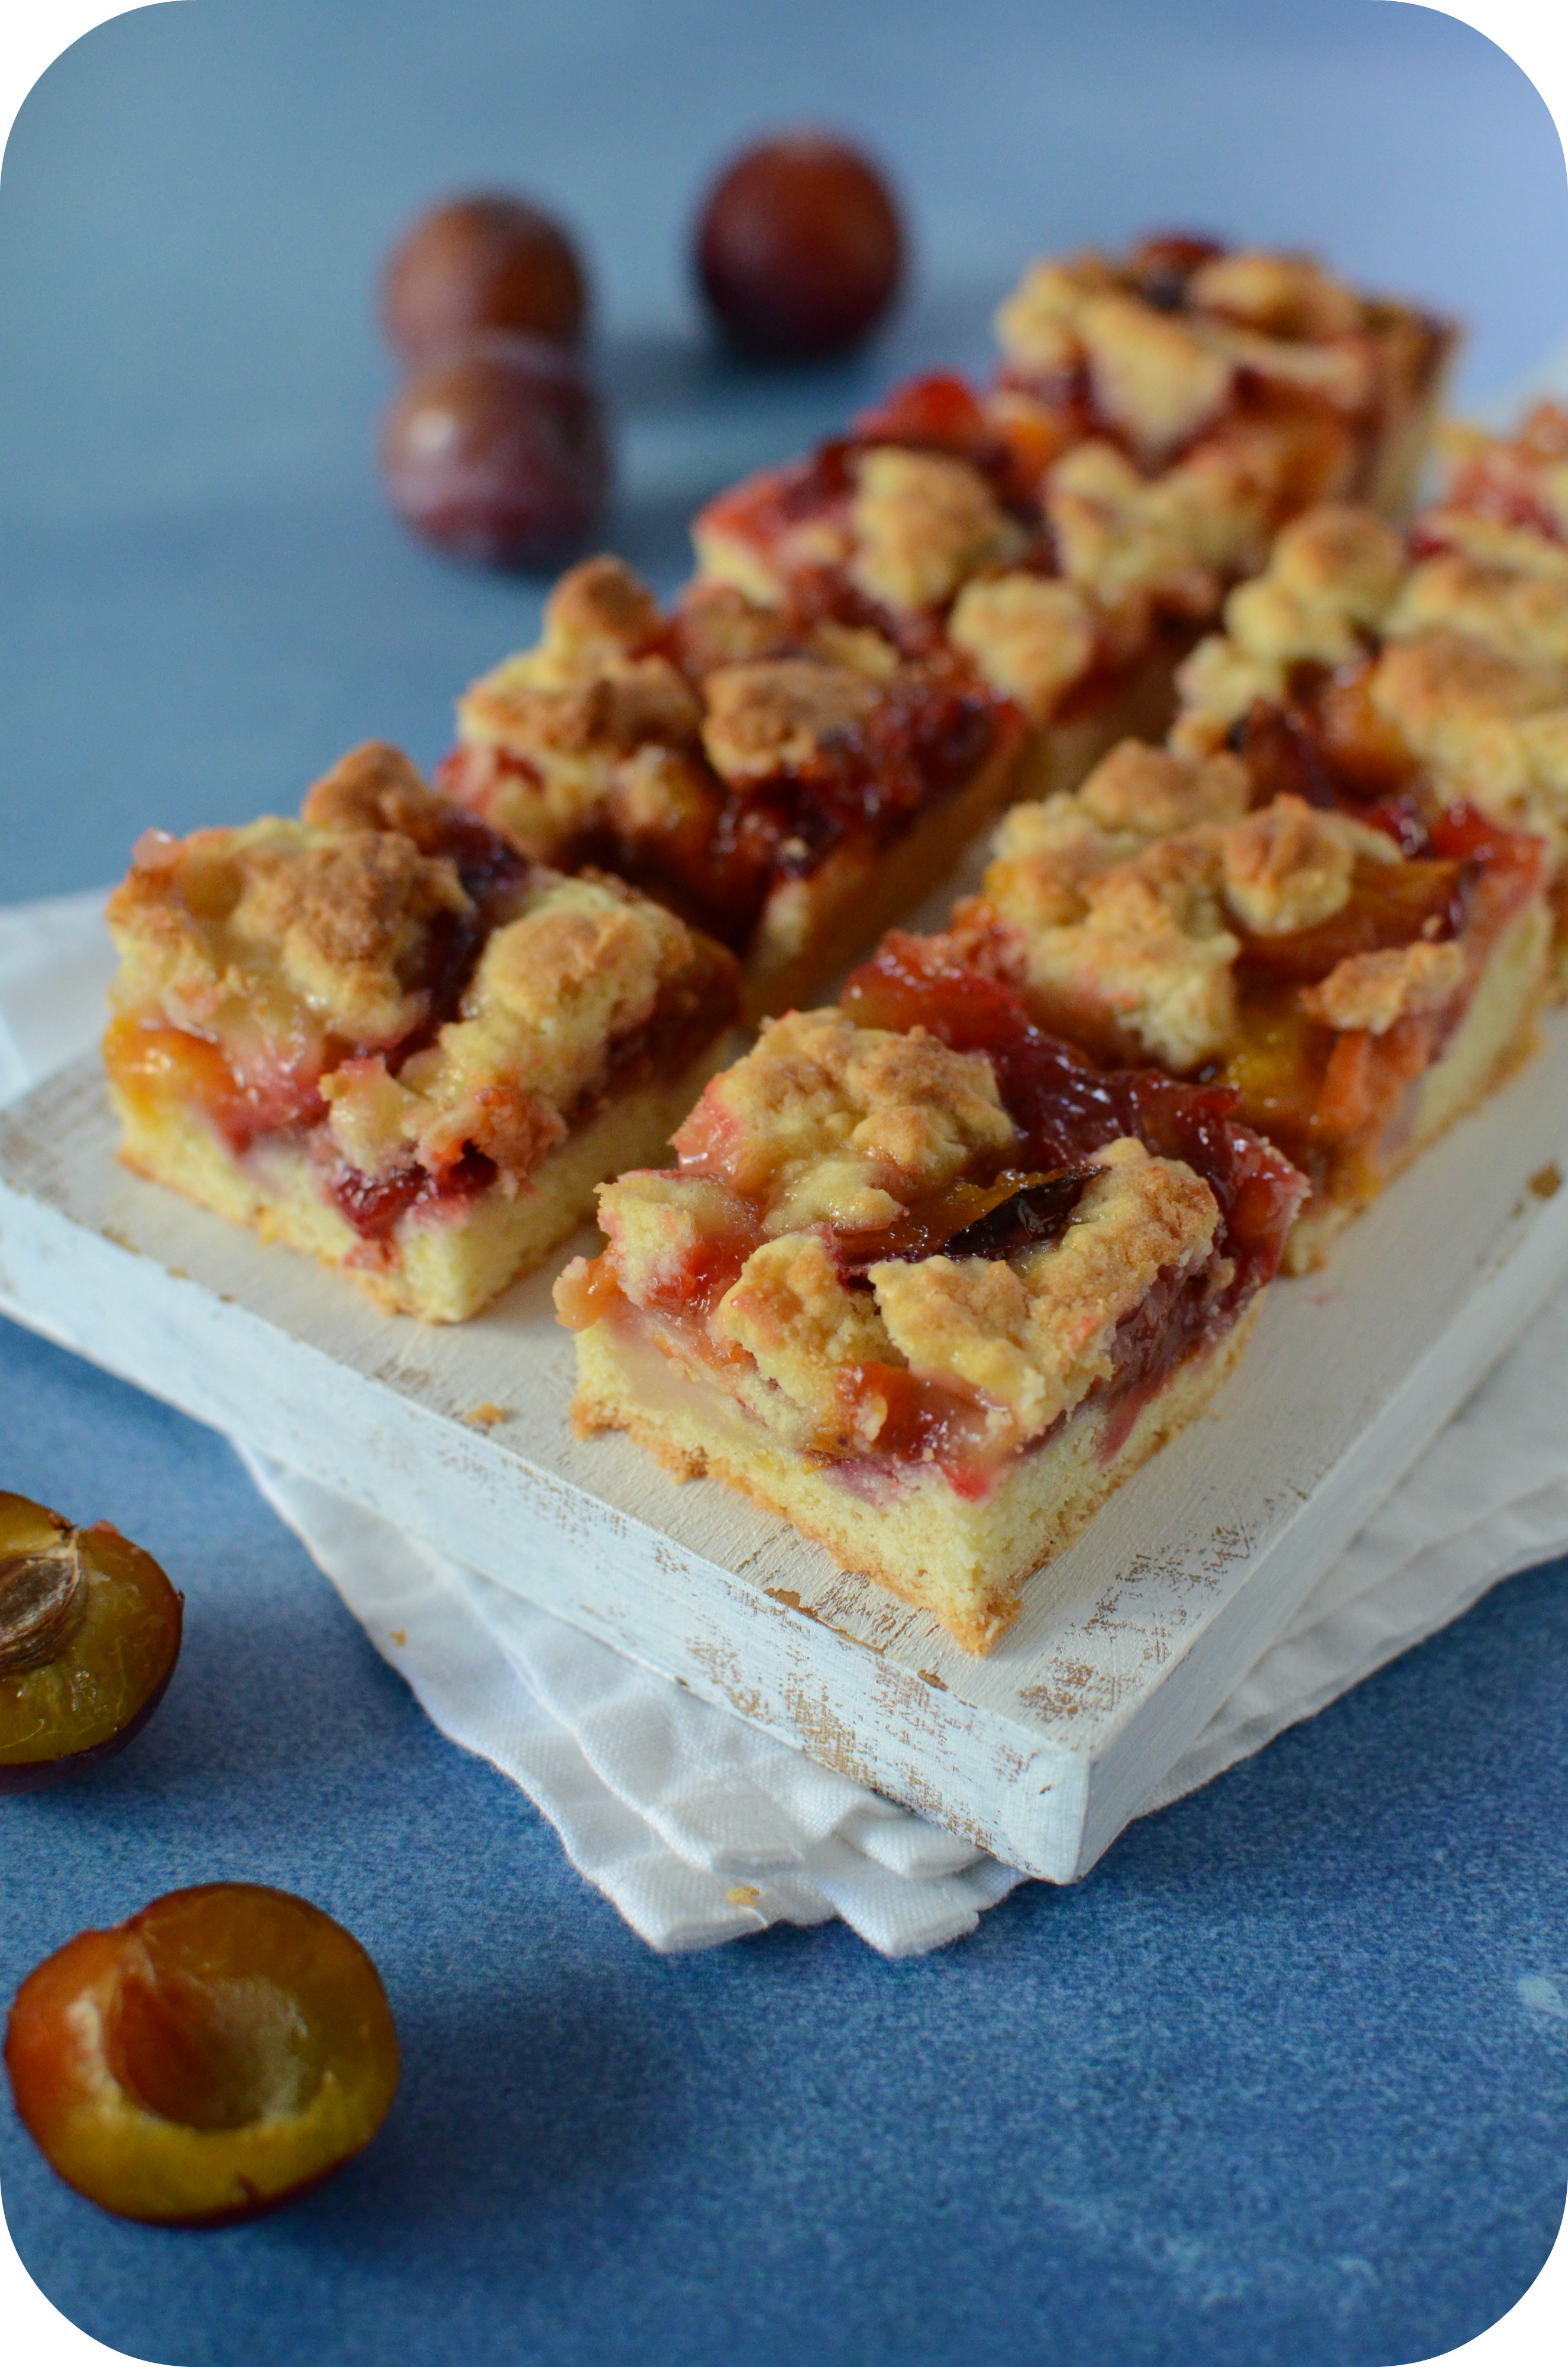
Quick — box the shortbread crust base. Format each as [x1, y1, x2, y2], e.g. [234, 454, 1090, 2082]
[111, 1037, 736, 1323]
[571, 1301, 1260, 1653]
[1281, 897, 1549, 1273]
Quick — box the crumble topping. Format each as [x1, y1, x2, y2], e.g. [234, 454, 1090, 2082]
[964, 780, 1420, 1070]
[1383, 554, 1568, 675]
[452, 558, 701, 858]
[585, 1121, 1221, 1453]
[700, 658, 882, 784]
[947, 573, 1097, 722]
[671, 1007, 1015, 1236]
[594, 1170, 754, 1308]
[1417, 508, 1568, 587]
[1299, 940, 1466, 1034]
[995, 833, 1240, 1072]
[1220, 795, 1394, 936]
[1075, 295, 1233, 465]
[111, 747, 736, 1195]
[544, 554, 664, 657]
[1368, 630, 1568, 836]
[674, 580, 799, 674]
[867, 1137, 1219, 1442]
[710, 1233, 894, 1431]
[1434, 404, 1568, 547]
[1186, 250, 1364, 340]
[1044, 441, 1220, 624]
[993, 253, 1118, 379]
[323, 875, 703, 1181]
[848, 447, 1029, 613]
[300, 740, 455, 844]
[1170, 503, 1419, 751]
[1216, 504, 1407, 670]
[1074, 738, 1251, 836]
[108, 814, 470, 1051]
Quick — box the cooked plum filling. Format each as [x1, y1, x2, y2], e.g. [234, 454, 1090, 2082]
[438, 565, 1013, 960]
[557, 964, 1303, 1501]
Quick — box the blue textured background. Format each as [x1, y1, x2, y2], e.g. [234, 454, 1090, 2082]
[1, 4, 1565, 2362]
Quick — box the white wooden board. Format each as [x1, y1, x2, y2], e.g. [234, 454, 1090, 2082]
[1, 1035, 1566, 1883]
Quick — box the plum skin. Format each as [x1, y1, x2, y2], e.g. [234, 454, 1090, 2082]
[381, 331, 610, 569]
[696, 134, 905, 359]
[382, 193, 587, 364]
[5, 1883, 400, 2226]
[0, 1495, 183, 1790]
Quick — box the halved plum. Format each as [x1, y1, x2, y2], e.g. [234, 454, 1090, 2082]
[5, 1884, 399, 2224]
[0, 1493, 183, 1790]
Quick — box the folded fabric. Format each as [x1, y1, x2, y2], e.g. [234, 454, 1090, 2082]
[3, 890, 1564, 1955]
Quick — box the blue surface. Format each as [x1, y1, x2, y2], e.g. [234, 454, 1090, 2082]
[0, 4, 1565, 2362]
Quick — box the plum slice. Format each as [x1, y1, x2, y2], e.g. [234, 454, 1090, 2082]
[0, 1492, 183, 1791]
[5, 1884, 399, 2224]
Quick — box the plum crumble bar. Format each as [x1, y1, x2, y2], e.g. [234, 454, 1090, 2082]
[952, 649, 1549, 1268]
[694, 235, 1451, 800]
[104, 742, 739, 1320]
[557, 969, 1303, 1651]
[437, 554, 1025, 1024]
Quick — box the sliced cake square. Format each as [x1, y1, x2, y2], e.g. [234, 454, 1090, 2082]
[557, 984, 1303, 1651]
[104, 742, 739, 1320]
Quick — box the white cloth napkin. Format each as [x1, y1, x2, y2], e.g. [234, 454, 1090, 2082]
[3, 890, 1565, 1954]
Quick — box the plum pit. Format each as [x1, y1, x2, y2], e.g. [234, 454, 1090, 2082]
[0, 1492, 182, 1790]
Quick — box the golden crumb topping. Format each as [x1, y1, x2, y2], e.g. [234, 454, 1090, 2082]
[544, 554, 664, 657]
[1368, 629, 1568, 836]
[1415, 508, 1568, 584]
[947, 573, 1097, 722]
[994, 245, 1372, 456]
[1171, 503, 1409, 748]
[1383, 554, 1568, 676]
[710, 1233, 894, 1433]
[868, 1138, 1218, 1442]
[1220, 795, 1394, 936]
[968, 779, 1412, 1070]
[1187, 250, 1364, 340]
[460, 649, 699, 761]
[993, 253, 1118, 378]
[1219, 504, 1407, 669]
[109, 746, 735, 1193]
[673, 1007, 1015, 1236]
[324, 875, 704, 1182]
[107, 814, 469, 1051]
[1075, 739, 1252, 836]
[300, 741, 454, 843]
[699, 658, 881, 784]
[454, 559, 700, 858]
[1299, 940, 1466, 1034]
[1075, 294, 1233, 465]
[1044, 441, 1220, 624]
[595, 1170, 754, 1309]
[848, 447, 1027, 613]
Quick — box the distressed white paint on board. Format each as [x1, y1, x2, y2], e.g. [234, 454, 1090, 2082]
[1, 1033, 1565, 1884]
